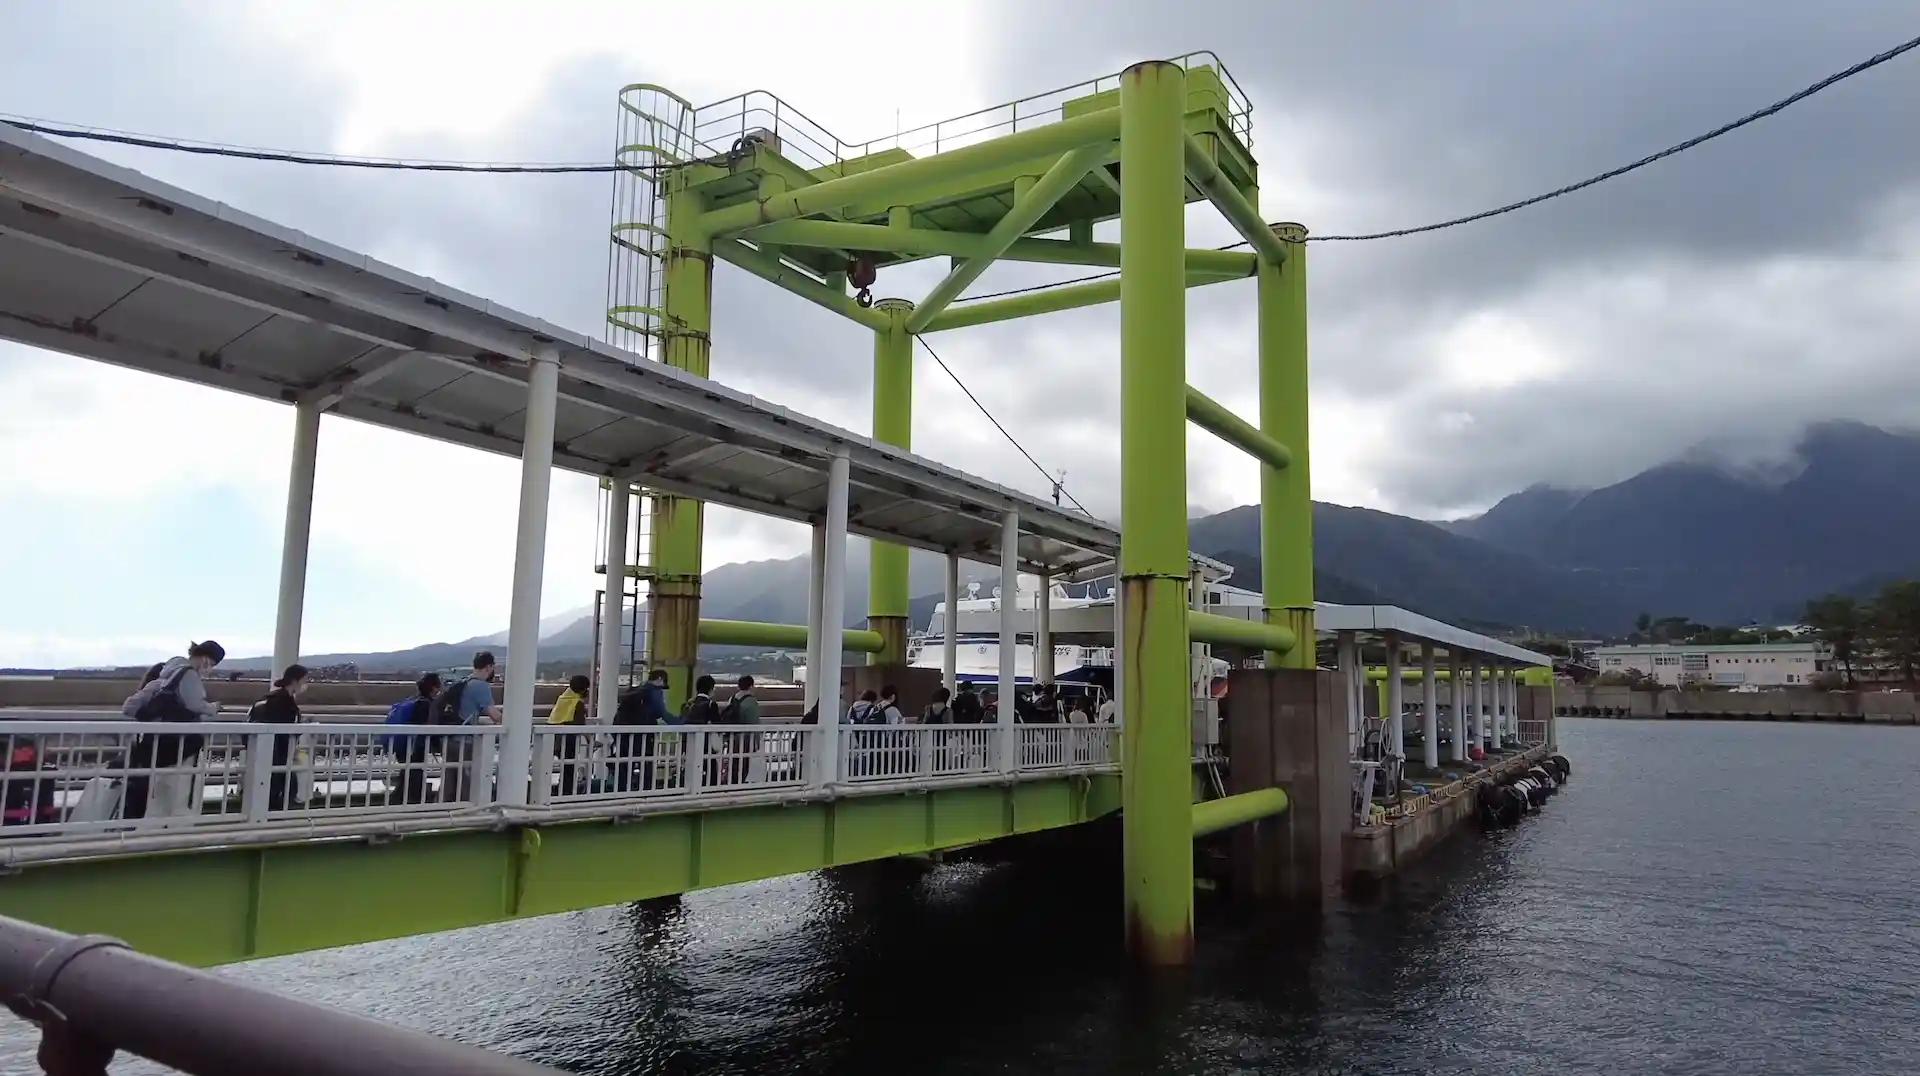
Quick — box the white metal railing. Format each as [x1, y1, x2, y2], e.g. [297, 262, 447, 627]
[838, 725, 1000, 783]
[0, 722, 497, 840]
[0, 718, 1125, 849]
[1516, 719, 1550, 747]
[1018, 724, 1119, 770]
[530, 725, 811, 805]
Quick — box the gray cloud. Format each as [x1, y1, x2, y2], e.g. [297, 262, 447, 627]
[9, 0, 1920, 537]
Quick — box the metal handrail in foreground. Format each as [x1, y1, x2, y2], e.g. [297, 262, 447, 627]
[0, 914, 564, 1076]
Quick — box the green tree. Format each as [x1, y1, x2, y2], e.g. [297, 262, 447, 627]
[1866, 582, 1920, 691]
[1803, 593, 1863, 688]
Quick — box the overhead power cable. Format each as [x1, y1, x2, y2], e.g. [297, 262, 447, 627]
[913, 335, 1093, 518]
[0, 117, 628, 173]
[956, 31, 1920, 301]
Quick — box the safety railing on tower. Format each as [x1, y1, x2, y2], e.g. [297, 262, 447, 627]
[688, 50, 1253, 174]
[0, 913, 564, 1076]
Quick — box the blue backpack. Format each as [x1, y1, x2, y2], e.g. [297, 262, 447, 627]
[380, 696, 425, 754]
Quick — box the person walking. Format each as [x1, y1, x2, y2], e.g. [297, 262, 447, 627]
[246, 664, 309, 813]
[121, 640, 226, 820]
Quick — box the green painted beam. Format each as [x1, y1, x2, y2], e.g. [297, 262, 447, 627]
[868, 299, 914, 663]
[1185, 386, 1292, 471]
[698, 618, 885, 653]
[712, 240, 891, 330]
[0, 776, 1121, 968]
[920, 266, 1242, 334]
[907, 142, 1113, 333]
[1191, 788, 1289, 837]
[1182, 134, 1291, 266]
[1189, 610, 1296, 655]
[697, 109, 1124, 238]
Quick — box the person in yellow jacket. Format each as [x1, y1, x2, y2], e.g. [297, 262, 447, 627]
[547, 675, 590, 797]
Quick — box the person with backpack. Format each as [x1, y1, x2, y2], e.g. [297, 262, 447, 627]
[681, 675, 725, 787]
[121, 640, 226, 820]
[431, 651, 501, 803]
[845, 690, 879, 778]
[246, 664, 309, 813]
[612, 669, 671, 792]
[951, 683, 984, 725]
[547, 674, 590, 797]
[720, 676, 763, 785]
[382, 673, 440, 805]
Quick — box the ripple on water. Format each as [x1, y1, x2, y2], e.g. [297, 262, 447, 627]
[1, 719, 1916, 1075]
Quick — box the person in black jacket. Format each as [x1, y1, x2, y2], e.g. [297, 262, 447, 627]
[612, 669, 671, 792]
[247, 664, 308, 813]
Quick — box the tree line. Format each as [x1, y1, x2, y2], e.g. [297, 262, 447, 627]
[1802, 581, 1920, 690]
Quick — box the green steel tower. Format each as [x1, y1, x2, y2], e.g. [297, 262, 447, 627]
[605, 56, 1309, 962]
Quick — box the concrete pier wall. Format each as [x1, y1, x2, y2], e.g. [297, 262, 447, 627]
[1343, 744, 1551, 881]
[1558, 685, 1918, 724]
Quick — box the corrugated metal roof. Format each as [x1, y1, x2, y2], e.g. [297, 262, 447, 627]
[0, 122, 1186, 578]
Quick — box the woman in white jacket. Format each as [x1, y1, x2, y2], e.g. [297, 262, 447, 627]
[121, 640, 225, 819]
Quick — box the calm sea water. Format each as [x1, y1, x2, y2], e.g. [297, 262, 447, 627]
[8, 719, 1920, 1075]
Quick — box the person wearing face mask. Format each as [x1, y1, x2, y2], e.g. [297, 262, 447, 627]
[247, 664, 309, 812]
[120, 640, 226, 820]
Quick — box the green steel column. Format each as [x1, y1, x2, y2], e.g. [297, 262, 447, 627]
[1118, 59, 1194, 968]
[1259, 223, 1313, 668]
[868, 298, 914, 664]
[648, 182, 712, 710]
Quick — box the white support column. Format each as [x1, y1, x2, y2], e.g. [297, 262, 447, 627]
[1489, 665, 1504, 750]
[1468, 656, 1484, 756]
[997, 510, 1019, 773]
[1036, 570, 1054, 686]
[1507, 668, 1520, 741]
[1337, 631, 1360, 755]
[1420, 642, 1439, 770]
[1449, 650, 1466, 763]
[817, 449, 851, 784]
[805, 524, 826, 711]
[943, 552, 961, 693]
[594, 481, 631, 725]
[271, 401, 321, 679]
[1385, 632, 1404, 758]
[498, 347, 560, 807]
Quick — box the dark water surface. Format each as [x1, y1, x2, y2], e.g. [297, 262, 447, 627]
[12, 719, 1920, 1075]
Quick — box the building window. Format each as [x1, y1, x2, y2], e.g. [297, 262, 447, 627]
[1654, 655, 1680, 666]
[1682, 654, 1709, 672]
[1604, 657, 1623, 667]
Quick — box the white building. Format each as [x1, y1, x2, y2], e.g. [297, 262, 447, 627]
[1592, 641, 1831, 688]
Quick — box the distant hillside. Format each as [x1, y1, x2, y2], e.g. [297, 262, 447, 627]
[1447, 421, 1920, 624]
[212, 419, 1920, 674]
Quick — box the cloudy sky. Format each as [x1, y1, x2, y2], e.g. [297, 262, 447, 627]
[1, 1, 1916, 666]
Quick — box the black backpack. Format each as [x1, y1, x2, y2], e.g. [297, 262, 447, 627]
[429, 677, 470, 725]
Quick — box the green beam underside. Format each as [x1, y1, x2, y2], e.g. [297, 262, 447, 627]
[1191, 788, 1289, 837]
[745, 220, 1257, 277]
[0, 776, 1121, 969]
[906, 142, 1114, 333]
[1118, 60, 1195, 969]
[1185, 386, 1292, 471]
[697, 109, 1124, 238]
[698, 618, 885, 653]
[1189, 611, 1296, 655]
[921, 267, 1241, 334]
[712, 240, 890, 331]
[1182, 134, 1291, 265]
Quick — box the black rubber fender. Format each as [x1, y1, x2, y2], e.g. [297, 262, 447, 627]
[1477, 782, 1507, 827]
[1496, 785, 1523, 826]
[1549, 755, 1571, 780]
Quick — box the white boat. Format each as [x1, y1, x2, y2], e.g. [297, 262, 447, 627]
[794, 580, 1231, 690]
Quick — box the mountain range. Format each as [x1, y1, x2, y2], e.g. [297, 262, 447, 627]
[243, 420, 1920, 671]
